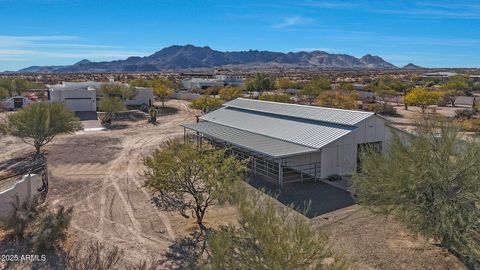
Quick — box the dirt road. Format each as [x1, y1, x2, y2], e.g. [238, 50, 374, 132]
[44, 100, 197, 264]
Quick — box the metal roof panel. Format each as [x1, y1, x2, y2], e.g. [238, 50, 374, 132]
[182, 122, 318, 158]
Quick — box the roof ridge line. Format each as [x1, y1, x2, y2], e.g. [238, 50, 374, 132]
[224, 104, 359, 128]
[233, 98, 374, 115]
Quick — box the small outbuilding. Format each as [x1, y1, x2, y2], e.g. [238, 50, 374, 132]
[182, 98, 401, 187]
[125, 87, 155, 107]
[1, 96, 33, 110]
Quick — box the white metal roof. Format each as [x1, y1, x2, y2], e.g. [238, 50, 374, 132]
[48, 81, 103, 91]
[201, 106, 356, 149]
[224, 98, 373, 126]
[182, 122, 317, 157]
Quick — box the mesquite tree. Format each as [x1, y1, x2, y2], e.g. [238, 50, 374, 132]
[144, 140, 246, 227]
[1, 102, 81, 155]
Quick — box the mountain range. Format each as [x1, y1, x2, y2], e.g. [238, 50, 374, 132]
[17, 45, 399, 73]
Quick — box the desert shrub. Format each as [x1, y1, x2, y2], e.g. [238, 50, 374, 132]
[32, 206, 73, 251]
[364, 103, 398, 116]
[259, 93, 291, 103]
[201, 193, 349, 270]
[454, 108, 476, 119]
[317, 90, 357, 110]
[64, 241, 123, 270]
[353, 118, 480, 268]
[458, 118, 480, 134]
[1, 196, 37, 242]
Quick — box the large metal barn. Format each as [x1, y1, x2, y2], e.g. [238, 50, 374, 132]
[182, 98, 396, 187]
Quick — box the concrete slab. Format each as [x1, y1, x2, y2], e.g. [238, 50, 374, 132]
[248, 178, 356, 218]
[75, 111, 104, 130]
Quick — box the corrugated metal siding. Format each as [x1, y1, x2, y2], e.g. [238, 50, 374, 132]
[225, 98, 373, 126]
[182, 122, 318, 157]
[201, 107, 356, 149]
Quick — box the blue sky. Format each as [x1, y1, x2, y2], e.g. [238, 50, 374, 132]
[1, 0, 480, 70]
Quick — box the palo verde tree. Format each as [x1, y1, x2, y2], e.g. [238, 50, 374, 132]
[152, 78, 174, 107]
[98, 97, 124, 125]
[201, 192, 349, 270]
[258, 93, 291, 103]
[367, 76, 407, 109]
[190, 95, 223, 114]
[143, 140, 247, 227]
[276, 78, 297, 91]
[317, 90, 358, 110]
[352, 117, 480, 268]
[0, 102, 81, 155]
[98, 83, 137, 124]
[218, 85, 243, 101]
[301, 78, 332, 104]
[404, 87, 442, 113]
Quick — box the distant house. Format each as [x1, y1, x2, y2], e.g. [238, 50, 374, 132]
[48, 81, 155, 112]
[182, 98, 404, 187]
[181, 78, 225, 91]
[1, 96, 33, 110]
[181, 75, 244, 91]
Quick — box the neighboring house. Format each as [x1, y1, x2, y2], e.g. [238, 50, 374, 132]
[182, 98, 400, 187]
[48, 81, 99, 112]
[1, 96, 33, 110]
[213, 75, 244, 87]
[181, 75, 244, 91]
[48, 81, 156, 111]
[181, 78, 225, 91]
[125, 87, 155, 106]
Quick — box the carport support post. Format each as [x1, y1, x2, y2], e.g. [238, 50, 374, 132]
[251, 154, 256, 176]
[278, 161, 283, 188]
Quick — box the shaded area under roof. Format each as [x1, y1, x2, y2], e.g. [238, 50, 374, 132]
[181, 122, 318, 158]
[225, 98, 373, 126]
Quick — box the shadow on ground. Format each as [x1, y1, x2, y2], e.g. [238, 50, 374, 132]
[156, 106, 180, 116]
[248, 178, 355, 218]
[74, 111, 98, 121]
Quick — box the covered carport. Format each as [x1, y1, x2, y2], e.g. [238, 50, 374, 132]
[182, 121, 321, 187]
[181, 98, 392, 188]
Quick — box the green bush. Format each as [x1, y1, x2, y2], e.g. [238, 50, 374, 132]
[201, 193, 349, 270]
[32, 206, 73, 251]
[1, 197, 37, 242]
[454, 108, 476, 120]
[364, 103, 398, 116]
[352, 118, 480, 268]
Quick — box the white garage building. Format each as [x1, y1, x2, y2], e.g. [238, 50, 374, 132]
[48, 81, 155, 112]
[182, 98, 401, 187]
[48, 81, 100, 112]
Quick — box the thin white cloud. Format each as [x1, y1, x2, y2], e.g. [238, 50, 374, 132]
[271, 16, 314, 29]
[272, 16, 301, 28]
[300, 0, 480, 19]
[0, 49, 150, 59]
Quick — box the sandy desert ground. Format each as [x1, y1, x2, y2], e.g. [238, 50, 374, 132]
[0, 100, 467, 269]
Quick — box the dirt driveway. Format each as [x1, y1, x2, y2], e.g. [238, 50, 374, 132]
[44, 100, 199, 264]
